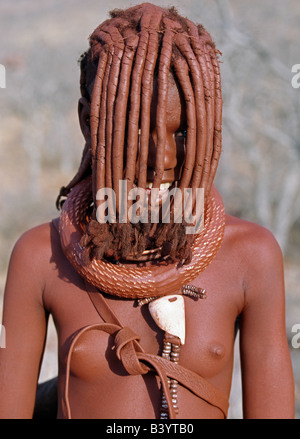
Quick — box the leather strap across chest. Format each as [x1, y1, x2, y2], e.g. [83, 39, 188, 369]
[62, 280, 229, 419]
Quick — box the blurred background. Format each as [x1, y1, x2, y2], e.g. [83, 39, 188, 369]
[0, 0, 299, 418]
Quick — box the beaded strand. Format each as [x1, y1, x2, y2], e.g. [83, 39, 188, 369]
[138, 283, 207, 418]
[160, 335, 181, 418]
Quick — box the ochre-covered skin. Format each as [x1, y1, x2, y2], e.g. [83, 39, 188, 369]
[0, 211, 294, 418]
[0, 3, 295, 419]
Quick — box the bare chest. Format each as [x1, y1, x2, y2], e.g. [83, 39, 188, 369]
[47, 254, 242, 380]
[45, 247, 244, 418]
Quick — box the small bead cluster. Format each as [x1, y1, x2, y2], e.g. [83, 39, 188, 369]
[137, 284, 206, 307]
[137, 296, 159, 306]
[181, 284, 207, 300]
[160, 335, 181, 419]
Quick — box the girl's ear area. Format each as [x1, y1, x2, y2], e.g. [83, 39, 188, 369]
[78, 97, 91, 143]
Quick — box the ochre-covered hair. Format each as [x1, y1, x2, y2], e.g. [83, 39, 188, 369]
[57, 3, 222, 264]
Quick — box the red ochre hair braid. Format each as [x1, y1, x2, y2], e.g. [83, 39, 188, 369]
[56, 3, 223, 264]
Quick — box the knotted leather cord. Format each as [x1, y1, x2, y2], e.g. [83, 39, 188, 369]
[61, 280, 229, 419]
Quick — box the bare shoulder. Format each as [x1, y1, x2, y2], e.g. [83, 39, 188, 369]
[7, 220, 60, 288]
[224, 213, 283, 261]
[12, 221, 54, 259]
[224, 214, 285, 305]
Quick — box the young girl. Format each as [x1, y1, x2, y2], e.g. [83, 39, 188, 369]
[0, 3, 294, 419]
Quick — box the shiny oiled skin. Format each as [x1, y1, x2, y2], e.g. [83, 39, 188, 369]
[0, 213, 295, 418]
[0, 41, 295, 419]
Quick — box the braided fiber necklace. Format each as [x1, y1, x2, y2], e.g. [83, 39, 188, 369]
[59, 178, 225, 299]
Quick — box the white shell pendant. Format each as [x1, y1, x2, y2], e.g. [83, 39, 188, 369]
[148, 295, 186, 345]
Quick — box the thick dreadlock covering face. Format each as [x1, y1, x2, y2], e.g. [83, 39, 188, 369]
[57, 3, 223, 268]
